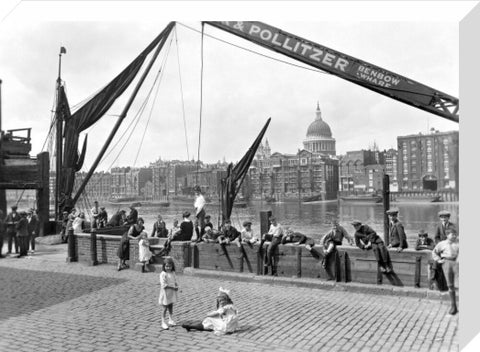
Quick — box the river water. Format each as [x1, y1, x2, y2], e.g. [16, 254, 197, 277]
[99, 199, 458, 248]
[14, 198, 458, 247]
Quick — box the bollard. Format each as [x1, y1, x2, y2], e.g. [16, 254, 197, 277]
[66, 230, 77, 262]
[382, 174, 390, 246]
[88, 231, 98, 266]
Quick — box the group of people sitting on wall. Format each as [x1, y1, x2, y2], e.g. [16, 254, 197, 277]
[0, 205, 40, 258]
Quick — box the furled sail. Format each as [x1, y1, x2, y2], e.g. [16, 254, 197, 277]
[57, 22, 175, 215]
[221, 118, 271, 223]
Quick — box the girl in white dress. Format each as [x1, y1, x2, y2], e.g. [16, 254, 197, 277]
[158, 257, 178, 330]
[138, 231, 152, 273]
[181, 287, 239, 335]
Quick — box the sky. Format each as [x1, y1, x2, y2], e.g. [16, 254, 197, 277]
[0, 1, 468, 173]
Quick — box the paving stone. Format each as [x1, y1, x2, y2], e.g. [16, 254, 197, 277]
[0, 247, 458, 352]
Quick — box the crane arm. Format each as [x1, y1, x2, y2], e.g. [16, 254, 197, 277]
[204, 21, 458, 123]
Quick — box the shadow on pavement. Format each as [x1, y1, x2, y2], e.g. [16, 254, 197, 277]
[0, 267, 127, 321]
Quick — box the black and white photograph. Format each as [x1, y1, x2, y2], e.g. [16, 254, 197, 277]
[0, 1, 476, 351]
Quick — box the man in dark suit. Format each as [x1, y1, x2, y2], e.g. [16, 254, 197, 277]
[5, 205, 20, 255]
[386, 208, 408, 252]
[434, 210, 456, 244]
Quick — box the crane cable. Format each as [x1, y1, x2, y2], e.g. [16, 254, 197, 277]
[195, 22, 205, 185]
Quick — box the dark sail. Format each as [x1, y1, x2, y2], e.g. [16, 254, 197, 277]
[57, 22, 175, 214]
[221, 118, 271, 222]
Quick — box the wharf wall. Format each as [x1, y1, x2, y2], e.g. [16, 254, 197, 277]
[73, 233, 458, 289]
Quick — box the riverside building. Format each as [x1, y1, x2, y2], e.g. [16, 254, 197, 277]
[249, 103, 339, 201]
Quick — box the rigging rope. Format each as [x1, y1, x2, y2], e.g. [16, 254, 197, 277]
[132, 36, 172, 168]
[195, 23, 205, 185]
[174, 26, 191, 161]
[82, 35, 174, 191]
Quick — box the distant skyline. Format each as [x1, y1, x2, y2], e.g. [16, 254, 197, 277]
[0, 2, 466, 172]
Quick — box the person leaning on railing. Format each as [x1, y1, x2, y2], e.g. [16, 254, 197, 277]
[313, 220, 354, 281]
[352, 220, 393, 274]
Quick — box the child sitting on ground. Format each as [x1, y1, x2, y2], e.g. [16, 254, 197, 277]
[138, 231, 153, 273]
[182, 287, 239, 335]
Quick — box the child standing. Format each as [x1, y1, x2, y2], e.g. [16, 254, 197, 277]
[159, 257, 179, 329]
[138, 231, 153, 273]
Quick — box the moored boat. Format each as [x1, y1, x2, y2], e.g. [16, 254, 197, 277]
[394, 195, 442, 203]
[340, 194, 383, 203]
[302, 194, 323, 202]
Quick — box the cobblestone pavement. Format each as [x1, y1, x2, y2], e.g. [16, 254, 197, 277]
[0, 244, 458, 352]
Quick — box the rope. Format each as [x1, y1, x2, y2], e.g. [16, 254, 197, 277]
[83, 35, 174, 190]
[174, 26, 190, 161]
[132, 35, 173, 168]
[195, 22, 205, 184]
[15, 189, 26, 207]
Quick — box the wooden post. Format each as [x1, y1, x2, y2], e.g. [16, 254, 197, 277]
[66, 232, 77, 262]
[382, 174, 390, 246]
[0, 189, 6, 218]
[36, 152, 50, 236]
[88, 232, 98, 266]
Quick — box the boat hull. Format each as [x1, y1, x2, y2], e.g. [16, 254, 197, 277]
[340, 196, 383, 203]
[394, 196, 442, 203]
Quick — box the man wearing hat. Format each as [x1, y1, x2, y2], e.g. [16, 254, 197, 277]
[217, 219, 241, 246]
[193, 186, 206, 237]
[91, 200, 100, 229]
[432, 228, 459, 315]
[415, 230, 435, 251]
[434, 210, 456, 244]
[15, 211, 29, 258]
[317, 220, 354, 281]
[5, 205, 20, 255]
[352, 220, 393, 274]
[27, 208, 40, 254]
[386, 208, 408, 252]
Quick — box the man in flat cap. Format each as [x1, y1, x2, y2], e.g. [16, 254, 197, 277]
[434, 210, 456, 244]
[386, 208, 408, 252]
[5, 205, 20, 255]
[352, 220, 393, 274]
[431, 210, 455, 292]
[432, 228, 459, 315]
